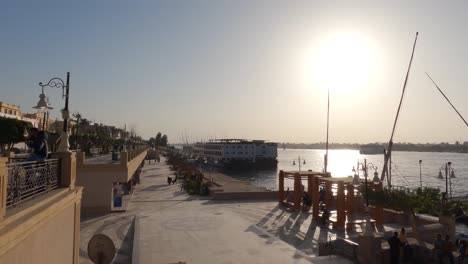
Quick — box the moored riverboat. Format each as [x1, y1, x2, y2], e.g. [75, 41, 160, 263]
[193, 139, 278, 170]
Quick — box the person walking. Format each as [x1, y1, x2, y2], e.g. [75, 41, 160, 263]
[433, 234, 444, 263]
[388, 231, 401, 264]
[443, 235, 454, 264]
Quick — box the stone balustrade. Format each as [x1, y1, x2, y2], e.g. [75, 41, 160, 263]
[0, 152, 82, 264]
[76, 147, 147, 214]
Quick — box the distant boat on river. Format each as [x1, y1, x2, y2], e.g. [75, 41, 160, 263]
[359, 144, 385, 155]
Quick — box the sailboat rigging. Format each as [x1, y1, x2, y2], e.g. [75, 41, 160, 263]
[425, 72, 468, 127]
[380, 32, 419, 187]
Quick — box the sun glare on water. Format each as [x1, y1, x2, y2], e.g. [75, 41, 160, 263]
[309, 32, 378, 93]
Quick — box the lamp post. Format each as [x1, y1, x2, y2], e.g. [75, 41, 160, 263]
[353, 159, 379, 236]
[419, 160, 422, 189]
[33, 72, 71, 152]
[292, 156, 306, 172]
[352, 159, 378, 207]
[448, 162, 452, 199]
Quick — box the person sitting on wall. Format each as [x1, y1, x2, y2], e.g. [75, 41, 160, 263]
[399, 227, 412, 261]
[26, 128, 48, 162]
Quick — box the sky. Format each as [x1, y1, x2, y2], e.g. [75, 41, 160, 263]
[1, 0, 467, 144]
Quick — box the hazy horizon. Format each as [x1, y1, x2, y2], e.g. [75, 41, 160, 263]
[1, 1, 467, 144]
[172, 139, 467, 145]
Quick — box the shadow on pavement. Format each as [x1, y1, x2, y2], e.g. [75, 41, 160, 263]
[202, 198, 276, 205]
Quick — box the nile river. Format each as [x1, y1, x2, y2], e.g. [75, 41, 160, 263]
[225, 148, 468, 235]
[226, 149, 468, 197]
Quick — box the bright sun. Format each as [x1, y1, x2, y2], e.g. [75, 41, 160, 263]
[310, 32, 377, 92]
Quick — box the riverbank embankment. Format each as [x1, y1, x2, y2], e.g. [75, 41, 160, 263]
[205, 171, 278, 200]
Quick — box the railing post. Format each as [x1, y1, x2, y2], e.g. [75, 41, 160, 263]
[374, 182, 384, 226]
[312, 177, 320, 219]
[294, 173, 301, 211]
[278, 170, 284, 205]
[0, 157, 8, 220]
[337, 181, 346, 229]
[6, 152, 15, 160]
[76, 151, 85, 167]
[325, 181, 333, 207]
[346, 184, 355, 216]
[50, 152, 76, 189]
[120, 151, 128, 167]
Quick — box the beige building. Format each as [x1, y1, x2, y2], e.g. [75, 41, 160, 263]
[23, 112, 52, 130]
[0, 102, 21, 118]
[0, 153, 83, 264]
[0, 101, 40, 128]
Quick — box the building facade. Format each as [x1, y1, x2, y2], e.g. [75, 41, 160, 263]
[0, 102, 21, 118]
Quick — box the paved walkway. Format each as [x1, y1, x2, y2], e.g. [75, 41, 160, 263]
[80, 158, 352, 264]
[132, 160, 351, 264]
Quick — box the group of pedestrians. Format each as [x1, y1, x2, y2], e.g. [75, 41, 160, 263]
[457, 240, 468, 264]
[388, 228, 412, 264]
[434, 234, 468, 264]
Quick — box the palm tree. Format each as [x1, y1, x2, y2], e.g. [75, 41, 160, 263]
[72, 113, 82, 149]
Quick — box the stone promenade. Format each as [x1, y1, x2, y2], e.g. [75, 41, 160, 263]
[80, 158, 351, 264]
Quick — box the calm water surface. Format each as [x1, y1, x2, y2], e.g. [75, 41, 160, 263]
[225, 149, 468, 235]
[227, 149, 468, 196]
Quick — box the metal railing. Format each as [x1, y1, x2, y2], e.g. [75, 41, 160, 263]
[6, 159, 61, 208]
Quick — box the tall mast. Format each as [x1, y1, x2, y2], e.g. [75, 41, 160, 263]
[381, 32, 419, 187]
[324, 88, 330, 173]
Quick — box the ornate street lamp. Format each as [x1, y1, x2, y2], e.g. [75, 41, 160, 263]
[292, 156, 306, 172]
[33, 72, 71, 152]
[353, 159, 380, 236]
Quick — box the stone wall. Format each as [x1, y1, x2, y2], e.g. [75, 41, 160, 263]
[0, 189, 82, 264]
[0, 148, 82, 264]
[76, 149, 147, 214]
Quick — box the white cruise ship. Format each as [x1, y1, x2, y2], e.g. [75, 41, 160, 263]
[193, 139, 278, 169]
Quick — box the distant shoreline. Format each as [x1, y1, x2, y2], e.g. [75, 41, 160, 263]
[280, 142, 468, 154]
